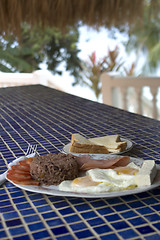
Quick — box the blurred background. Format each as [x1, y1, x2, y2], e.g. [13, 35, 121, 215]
[0, 0, 160, 118]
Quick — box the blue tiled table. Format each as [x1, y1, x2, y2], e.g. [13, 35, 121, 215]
[0, 85, 160, 240]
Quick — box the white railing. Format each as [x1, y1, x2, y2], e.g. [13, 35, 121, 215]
[100, 73, 160, 120]
[0, 70, 64, 91]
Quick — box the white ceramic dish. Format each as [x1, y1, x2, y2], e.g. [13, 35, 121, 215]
[62, 138, 133, 156]
[6, 155, 160, 199]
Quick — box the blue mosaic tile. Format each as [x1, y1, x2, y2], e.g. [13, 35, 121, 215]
[127, 201, 145, 208]
[32, 199, 48, 206]
[36, 205, 52, 212]
[16, 203, 31, 210]
[28, 193, 43, 200]
[59, 207, 75, 215]
[19, 209, 36, 215]
[137, 225, 155, 234]
[111, 221, 130, 230]
[10, 235, 31, 240]
[70, 222, 87, 231]
[75, 229, 93, 239]
[0, 206, 15, 213]
[74, 203, 91, 211]
[64, 214, 81, 223]
[6, 218, 22, 227]
[51, 226, 68, 235]
[152, 204, 160, 212]
[136, 207, 153, 215]
[32, 230, 50, 239]
[1, 85, 160, 240]
[46, 218, 64, 227]
[145, 234, 160, 240]
[9, 226, 26, 235]
[94, 224, 112, 234]
[144, 213, 160, 222]
[88, 217, 105, 226]
[97, 207, 114, 215]
[42, 211, 58, 219]
[0, 230, 7, 238]
[56, 234, 75, 240]
[112, 204, 129, 212]
[118, 228, 138, 239]
[2, 211, 19, 220]
[81, 210, 97, 219]
[129, 217, 147, 226]
[53, 201, 69, 208]
[101, 233, 120, 240]
[153, 222, 160, 230]
[120, 210, 138, 219]
[24, 214, 41, 223]
[28, 222, 45, 231]
[105, 213, 121, 222]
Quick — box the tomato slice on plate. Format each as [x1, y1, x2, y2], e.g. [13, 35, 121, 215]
[11, 164, 30, 172]
[26, 157, 36, 164]
[7, 172, 32, 181]
[7, 169, 30, 175]
[11, 179, 39, 185]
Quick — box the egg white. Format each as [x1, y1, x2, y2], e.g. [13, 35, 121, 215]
[59, 162, 140, 193]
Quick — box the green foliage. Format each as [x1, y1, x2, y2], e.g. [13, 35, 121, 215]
[0, 23, 82, 79]
[125, 0, 160, 74]
[80, 46, 134, 100]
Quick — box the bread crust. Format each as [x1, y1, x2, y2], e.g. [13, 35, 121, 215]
[69, 144, 109, 154]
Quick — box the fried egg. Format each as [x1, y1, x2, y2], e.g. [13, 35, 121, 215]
[59, 162, 140, 193]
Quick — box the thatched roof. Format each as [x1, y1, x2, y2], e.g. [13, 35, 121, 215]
[0, 0, 148, 36]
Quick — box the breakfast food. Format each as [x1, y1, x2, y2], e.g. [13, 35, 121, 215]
[134, 160, 157, 187]
[59, 160, 157, 193]
[69, 133, 109, 154]
[76, 155, 130, 170]
[7, 152, 157, 195]
[69, 133, 127, 154]
[89, 135, 127, 153]
[7, 157, 39, 185]
[30, 153, 79, 185]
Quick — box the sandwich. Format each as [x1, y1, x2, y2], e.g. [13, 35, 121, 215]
[69, 133, 109, 153]
[69, 133, 127, 154]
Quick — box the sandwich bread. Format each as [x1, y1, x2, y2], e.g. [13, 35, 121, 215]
[89, 135, 127, 152]
[69, 133, 127, 154]
[69, 133, 109, 154]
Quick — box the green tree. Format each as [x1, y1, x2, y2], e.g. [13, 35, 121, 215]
[125, 0, 160, 74]
[0, 23, 82, 80]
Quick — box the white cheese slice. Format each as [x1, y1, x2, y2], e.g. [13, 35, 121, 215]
[134, 160, 157, 187]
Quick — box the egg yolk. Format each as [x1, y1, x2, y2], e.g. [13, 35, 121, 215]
[114, 167, 139, 175]
[72, 175, 100, 187]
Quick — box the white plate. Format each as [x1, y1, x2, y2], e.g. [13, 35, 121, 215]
[62, 138, 133, 155]
[6, 155, 160, 198]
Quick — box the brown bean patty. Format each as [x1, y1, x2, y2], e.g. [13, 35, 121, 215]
[30, 153, 79, 185]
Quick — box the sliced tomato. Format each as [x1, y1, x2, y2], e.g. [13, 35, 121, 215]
[7, 169, 30, 175]
[11, 164, 30, 172]
[19, 159, 29, 165]
[7, 172, 32, 181]
[26, 157, 37, 164]
[11, 179, 39, 185]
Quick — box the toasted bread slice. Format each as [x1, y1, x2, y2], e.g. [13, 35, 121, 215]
[71, 133, 92, 147]
[69, 144, 109, 154]
[89, 135, 127, 150]
[69, 133, 109, 153]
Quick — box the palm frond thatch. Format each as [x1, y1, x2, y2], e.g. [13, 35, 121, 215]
[0, 0, 145, 37]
